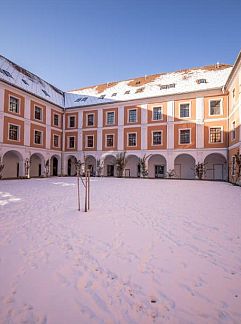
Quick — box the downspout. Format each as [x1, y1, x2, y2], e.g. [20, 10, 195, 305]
[223, 85, 230, 182]
[61, 93, 66, 176]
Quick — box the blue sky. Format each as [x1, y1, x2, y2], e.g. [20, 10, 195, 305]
[0, 0, 240, 91]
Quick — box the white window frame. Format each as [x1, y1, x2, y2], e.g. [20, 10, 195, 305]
[34, 129, 43, 145]
[208, 126, 223, 144]
[86, 113, 95, 127]
[128, 109, 137, 123]
[8, 123, 20, 142]
[209, 99, 223, 116]
[152, 106, 163, 121]
[67, 136, 76, 149]
[105, 133, 115, 148]
[53, 134, 60, 148]
[231, 121, 236, 141]
[152, 130, 163, 146]
[68, 115, 76, 128]
[85, 135, 94, 148]
[34, 105, 43, 122]
[106, 111, 115, 125]
[179, 102, 191, 119]
[178, 128, 191, 145]
[127, 132, 137, 147]
[9, 95, 20, 114]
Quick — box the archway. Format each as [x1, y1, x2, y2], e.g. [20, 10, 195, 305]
[85, 155, 97, 176]
[50, 155, 60, 176]
[67, 155, 77, 176]
[204, 153, 227, 181]
[148, 154, 167, 178]
[103, 155, 116, 177]
[2, 150, 24, 179]
[174, 154, 195, 179]
[125, 155, 140, 177]
[30, 153, 45, 177]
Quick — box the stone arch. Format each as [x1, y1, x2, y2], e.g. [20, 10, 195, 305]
[103, 154, 116, 177]
[125, 154, 140, 177]
[30, 153, 45, 177]
[85, 155, 97, 176]
[204, 153, 227, 181]
[174, 154, 196, 179]
[66, 155, 77, 176]
[2, 150, 24, 179]
[148, 154, 167, 178]
[50, 154, 61, 176]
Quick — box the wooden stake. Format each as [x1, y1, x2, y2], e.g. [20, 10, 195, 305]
[87, 170, 90, 210]
[84, 171, 88, 212]
[77, 176, 80, 211]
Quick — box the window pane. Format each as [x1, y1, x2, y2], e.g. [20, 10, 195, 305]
[153, 107, 162, 120]
[54, 135, 59, 147]
[35, 106, 42, 120]
[180, 103, 190, 118]
[129, 109, 137, 123]
[69, 116, 75, 127]
[87, 114, 94, 126]
[210, 128, 221, 143]
[153, 131, 162, 145]
[54, 114, 59, 126]
[107, 112, 115, 125]
[87, 136, 94, 147]
[106, 134, 114, 147]
[128, 133, 136, 146]
[9, 124, 19, 140]
[180, 129, 190, 144]
[9, 96, 19, 113]
[34, 131, 42, 144]
[210, 100, 221, 115]
[69, 136, 75, 148]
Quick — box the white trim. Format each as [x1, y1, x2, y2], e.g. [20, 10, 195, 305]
[127, 131, 137, 147]
[34, 129, 43, 145]
[178, 128, 191, 145]
[179, 101, 191, 119]
[67, 135, 76, 149]
[106, 110, 115, 126]
[152, 106, 163, 121]
[7, 123, 20, 142]
[208, 98, 223, 116]
[8, 95, 20, 115]
[151, 130, 163, 146]
[208, 126, 223, 144]
[85, 134, 94, 148]
[86, 112, 95, 127]
[105, 133, 115, 148]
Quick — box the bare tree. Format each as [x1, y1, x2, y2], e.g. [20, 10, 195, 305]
[45, 159, 50, 177]
[166, 169, 176, 178]
[234, 152, 241, 184]
[0, 156, 4, 180]
[24, 158, 31, 179]
[194, 162, 206, 180]
[96, 159, 104, 177]
[116, 152, 126, 178]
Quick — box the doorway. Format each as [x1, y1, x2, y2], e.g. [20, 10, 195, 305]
[155, 165, 165, 178]
[107, 165, 114, 177]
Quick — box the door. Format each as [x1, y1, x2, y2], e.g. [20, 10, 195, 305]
[214, 164, 223, 180]
[68, 159, 71, 176]
[53, 157, 58, 176]
[107, 165, 114, 177]
[38, 164, 41, 177]
[155, 165, 165, 178]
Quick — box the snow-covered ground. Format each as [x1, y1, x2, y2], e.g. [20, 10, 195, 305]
[0, 178, 241, 324]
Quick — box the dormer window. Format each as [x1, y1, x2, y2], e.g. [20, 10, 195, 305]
[0, 68, 13, 78]
[99, 95, 106, 99]
[197, 79, 207, 84]
[22, 79, 29, 85]
[111, 93, 117, 97]
[160, 83, 175, 90]
[135, 87, 144, 94]
[125, 90, 130, 95]
[42, 89, 50, 97]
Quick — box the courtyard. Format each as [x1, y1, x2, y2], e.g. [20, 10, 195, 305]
[0, 178, 241, 323]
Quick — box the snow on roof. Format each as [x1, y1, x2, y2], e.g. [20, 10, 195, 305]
[0, 55, 64, 107]
[65, 64, 232, 108]
[0, 54, 233, 109]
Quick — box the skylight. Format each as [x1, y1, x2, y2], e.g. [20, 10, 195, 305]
[160, 83, 175, 90]
[99, 95, 106, 99]
[135, 87, 145, 93]
[125, 90, 130, 95]
[111, 93, 117, 97]
[22, 79, 29, 85]
[0, 68, 13, 78]
[197, 79, 207, 84]
[75, 97, 82, 102]
[135, 81, 141, 85]
[42, 89, 50, 97]
[81, 97, 88, 102]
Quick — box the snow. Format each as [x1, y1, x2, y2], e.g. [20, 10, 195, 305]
[0, 178, 241, 323]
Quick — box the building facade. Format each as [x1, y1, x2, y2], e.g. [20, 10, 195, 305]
[0, 51, 240, 182]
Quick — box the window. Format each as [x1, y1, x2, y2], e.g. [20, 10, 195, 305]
[125, 90, 130, 95]
[34, 106, 42, 121]
[111, 93, 117, 97]
[69, 136, 75, 148]
[180, 103, 190, 118]
[0, 68, 13, 78]
[106, 134, 114, 147]
[179, 129, 191, 144]
[99, 95, 105, 99]
[128, 133, 137, 146]
[9, 96, 19, 113]
[209, 127, 222, 143]
[232, 89, 235, 98]
[53, 135, 59, 147]
[54, 114, 59, 126]
[107, 111, 115, 125]
[34, 130, 42, 144]
[69, 116, 75, 128]
[22, 79, 29, 85]
[152, 131, 162, 145]
[9, 124, 19, 141]
[86, 135, 94, 148]
[197, 79, 207, 84]
[152, 107, 162, 120]
[135, 87, 144, 93]
[87, 114, 94, 126]
[232, 121, 236, 140]
[42, 89, 50, 97]
[232, 156, 236, 176]
[128, 109, 137, 123]
[160, 83, 175, 90]
[210, 100, 221, 115]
